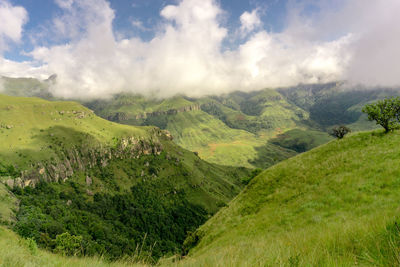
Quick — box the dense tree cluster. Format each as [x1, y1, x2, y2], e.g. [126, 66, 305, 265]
[13, 180, 207, 262]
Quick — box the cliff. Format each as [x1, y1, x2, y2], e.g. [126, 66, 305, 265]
[3, 128, 170, 188]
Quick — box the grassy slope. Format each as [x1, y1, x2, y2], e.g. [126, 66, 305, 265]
[0, 94, 149, 170]
[176, 130, 400, 266]
[164, 110, 296, 169]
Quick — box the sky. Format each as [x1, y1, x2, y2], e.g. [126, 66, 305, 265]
[0, 0, 399, 99]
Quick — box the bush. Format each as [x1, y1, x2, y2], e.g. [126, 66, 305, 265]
[330, 126, 351, 139]
[362, 97, 400, 133]
[54, 232, 83, 256]
[25, 237, 38, 255]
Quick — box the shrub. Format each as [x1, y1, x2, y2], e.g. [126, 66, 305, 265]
[362, 97, 400, 133]
[54, 232, 83, 256]
[330, 126, 351, 139]
[25, 237, 38, 255]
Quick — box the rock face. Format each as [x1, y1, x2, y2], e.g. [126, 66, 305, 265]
[3, 128, 169, 188]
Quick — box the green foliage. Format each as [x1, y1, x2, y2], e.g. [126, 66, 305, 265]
[0, 162, 19, 177]
[25, 237, 38, 255]
[0, 225, 149, 267]
[54, 232, 83, 256]
[362, 97, 400, 132]
[329, 125, 351, 139]
[13, 179, 208, 261]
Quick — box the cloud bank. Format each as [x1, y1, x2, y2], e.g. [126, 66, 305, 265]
[1, 0, 400, 99]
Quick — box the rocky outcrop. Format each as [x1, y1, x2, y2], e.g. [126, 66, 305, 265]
[3, 128, 170, 188]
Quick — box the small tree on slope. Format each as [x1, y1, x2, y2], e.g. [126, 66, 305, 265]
[330, 125, 351, 139]
[362, 97, 400, 133]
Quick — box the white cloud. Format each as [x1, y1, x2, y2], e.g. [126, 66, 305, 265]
[54, 0, 74, 10]
[1, 0, 400, 99]
[0, 57, 49, 79]
[340, 0, 400, 87]
[240, 9, 262, 35]
[0, 1, 28, 52]
[26, 0, 352, 99]
[131, 19, 149, 31]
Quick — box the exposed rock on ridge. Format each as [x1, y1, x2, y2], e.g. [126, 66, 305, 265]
[3, 128, 171, 188]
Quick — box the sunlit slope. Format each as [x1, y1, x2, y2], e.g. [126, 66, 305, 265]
[0, 94, 149, 170]
[181, 130, 400, 266]
[163, 110, 295, 168]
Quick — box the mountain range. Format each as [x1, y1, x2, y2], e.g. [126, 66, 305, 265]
[0, 75, 399, 266]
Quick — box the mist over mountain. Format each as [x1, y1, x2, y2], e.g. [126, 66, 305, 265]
[0, 0, 399, 100]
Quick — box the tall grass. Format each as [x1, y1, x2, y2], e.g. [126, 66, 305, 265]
[165, 130, 400, 266]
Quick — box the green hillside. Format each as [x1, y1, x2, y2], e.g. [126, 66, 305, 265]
[85, 84, 399, 169]
[2, 77, 396, 170]
[85, 92, 311, 169]
[178, 130, 400, 266]
[0, 94, 251, 262]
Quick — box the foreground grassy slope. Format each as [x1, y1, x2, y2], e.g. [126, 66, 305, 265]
[180, 130, 400, 266]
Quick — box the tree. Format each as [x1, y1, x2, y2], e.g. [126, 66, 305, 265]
[362, 97, 400, 133]
[330, 125, 351, 139]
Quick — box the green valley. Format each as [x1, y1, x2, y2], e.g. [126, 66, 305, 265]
[0, 94, 251, 262]
[85, 83, 398, 169]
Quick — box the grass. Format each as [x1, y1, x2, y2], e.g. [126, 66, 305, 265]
[0, 94, 151, 171]
[0, 184, 18, 224]
[166, 111, 267, 168]
[169, 130, 400, 266]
